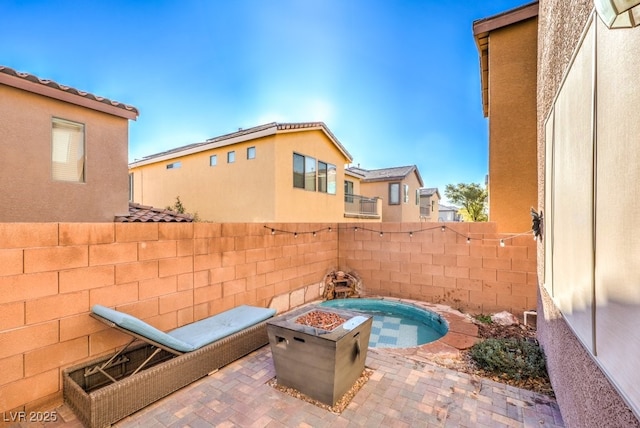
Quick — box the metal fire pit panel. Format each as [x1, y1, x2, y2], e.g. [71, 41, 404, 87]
[267, 305, 372, 406]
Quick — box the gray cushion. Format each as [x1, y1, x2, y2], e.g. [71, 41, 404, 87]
[92, 304, 276, 352]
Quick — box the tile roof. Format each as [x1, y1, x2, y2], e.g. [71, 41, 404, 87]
[346, 165, 424, 187]
[115, 203, 194, 222]
[419, 187, 441, 198]
[0, 65, 139, 119]
[439, 204, 460, 212]
[129, 122, 352, 168]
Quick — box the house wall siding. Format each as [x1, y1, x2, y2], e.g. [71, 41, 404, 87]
[537, 1, 640, 426]
[487, 16, 538, 233]
[360, 173, 422, 222]
[130, 128, 351, 223]
[0, 85, 130, 222]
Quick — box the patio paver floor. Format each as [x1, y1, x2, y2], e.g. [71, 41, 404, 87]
[35, 345, 563, 428]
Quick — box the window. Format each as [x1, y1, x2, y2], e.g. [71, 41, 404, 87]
[227, 151, 235, 163]
[52, 118, 85, 182]
[166, 161, 181, 169]
[293, 153, 317, 191]
[327, 164, 336, 194]
[416, 189, 420, 205]
[345, 180, 354, 203]
[293, 153, 305, 189]
[210, 155, 217, 166]
[318, 161, 327, 193]
[305, 156, 316, 191]
[293, 153, 334, 193]
[389, 183, 400, 205]
[247, 146, 256, 159]
[403, 184, 409, 203]
[128, 173, 133, 202]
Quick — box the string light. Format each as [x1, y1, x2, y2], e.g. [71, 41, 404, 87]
[262, 224, 533, 247]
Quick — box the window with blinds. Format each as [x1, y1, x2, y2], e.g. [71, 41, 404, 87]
[52, 118, 85, 182]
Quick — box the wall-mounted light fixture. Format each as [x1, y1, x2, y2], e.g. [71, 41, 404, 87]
[595, 0, 640, 28]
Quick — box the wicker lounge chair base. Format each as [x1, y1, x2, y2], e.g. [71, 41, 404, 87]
[63, 320, 269, 428]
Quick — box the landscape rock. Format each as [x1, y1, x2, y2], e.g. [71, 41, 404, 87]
[491, 311, 519, 326]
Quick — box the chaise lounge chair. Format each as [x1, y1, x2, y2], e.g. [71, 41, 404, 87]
[63, 304, 276, 428]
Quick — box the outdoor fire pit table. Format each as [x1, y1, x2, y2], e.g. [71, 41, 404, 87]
[266, 305, 372, 406]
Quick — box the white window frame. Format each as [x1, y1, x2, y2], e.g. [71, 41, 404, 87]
[51, 117, 85, 182]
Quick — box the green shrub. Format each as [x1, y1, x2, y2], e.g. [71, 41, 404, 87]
[474, 314, 493, 324]
[469, 338, 548, 381]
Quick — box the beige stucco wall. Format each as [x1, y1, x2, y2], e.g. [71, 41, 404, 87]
[487, 16, 538, 233]
[537, 1, 640, 426]
[359, 172, 422, 222]
[0, 85, 130, 222]
[130, 129, 350, 222]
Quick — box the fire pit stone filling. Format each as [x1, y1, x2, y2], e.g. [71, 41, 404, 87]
[267, 306, 372, 406]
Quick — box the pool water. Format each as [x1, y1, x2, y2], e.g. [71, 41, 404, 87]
[320, 298, 448, 348]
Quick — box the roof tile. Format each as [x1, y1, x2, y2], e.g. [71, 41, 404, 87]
[115, 203, 194, 222]
[0, 65, 139, 116]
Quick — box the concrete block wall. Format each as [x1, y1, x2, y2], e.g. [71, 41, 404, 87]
[0, 221, 536, 414]
[338, 222, 538, 315]
[0, 222, 337, 414]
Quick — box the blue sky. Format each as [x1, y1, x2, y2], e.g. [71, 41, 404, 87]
[1, 0, 529, 200]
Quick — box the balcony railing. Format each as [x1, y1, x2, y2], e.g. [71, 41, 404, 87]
[344, 194, 380, 218]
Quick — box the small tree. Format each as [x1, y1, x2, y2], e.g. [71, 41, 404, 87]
[167, 196, 199, 221]
[444, 183, 488, 222]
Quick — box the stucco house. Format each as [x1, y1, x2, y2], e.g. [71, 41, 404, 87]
[473, 2, 538, 233]
[346, 165, 424, 222]
[129, 122, 380, 223]
[477, 0, 640, 426]
[0, 66, 139, 222]
[418, 187, 440, 221]
[437, 204, 461, 222]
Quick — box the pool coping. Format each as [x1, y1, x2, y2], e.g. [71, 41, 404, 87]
[308, 296, 480, 359]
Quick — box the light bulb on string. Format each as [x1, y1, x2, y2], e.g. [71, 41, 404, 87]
[379, 231, 383, 237]
[466, 237, 471, 244]
[500, 239, 505, 247]
[271, 229, 275, 235]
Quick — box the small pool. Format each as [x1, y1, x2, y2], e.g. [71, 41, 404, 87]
[320, 298, 448, 348]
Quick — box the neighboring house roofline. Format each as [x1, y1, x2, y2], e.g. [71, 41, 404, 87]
[129, 121, 352, 168]
[345, 168, 365, 179]
[347, 165, 424, 187]
[0, 65, 139, 120]
[115, 203, 194, 222]
[472, 1, 539, 117]
[420, 187, 441, 199]
[439, 203, 460, 211]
